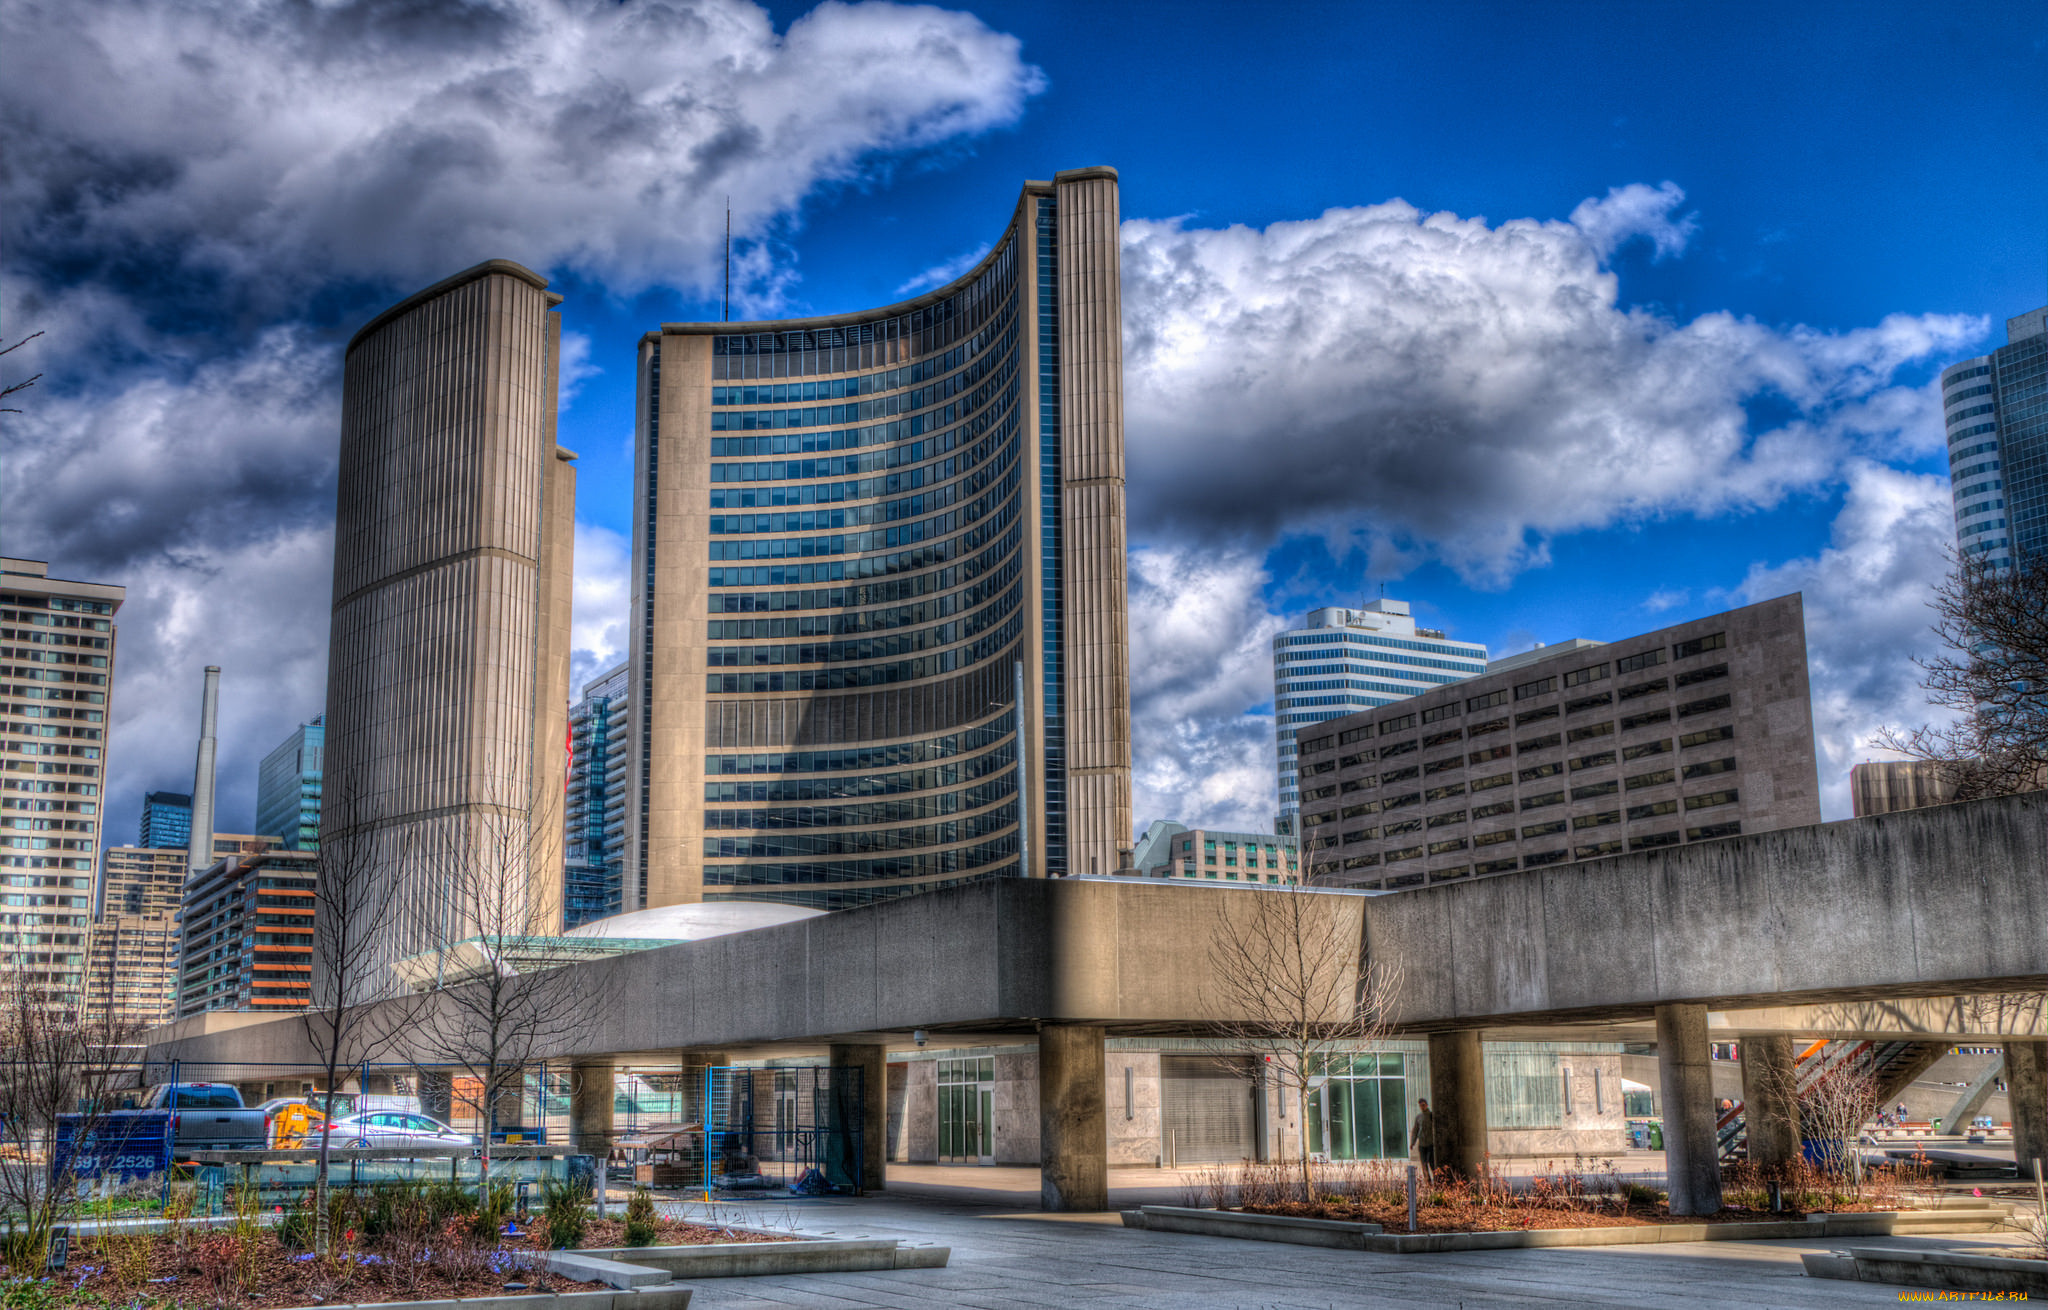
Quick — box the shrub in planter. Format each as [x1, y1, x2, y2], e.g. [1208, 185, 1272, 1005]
[542, 1178, 590, 1250]
[470, 1181, 516, 1244]
[623, 1188, 659, 1247]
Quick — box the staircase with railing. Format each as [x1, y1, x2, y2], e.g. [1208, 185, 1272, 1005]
[1713, 1039, 1942, 1160]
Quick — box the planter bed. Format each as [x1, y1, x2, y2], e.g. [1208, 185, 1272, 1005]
[1123, 1203, 2016, 1254]
[1802, 1246, 2048, 1297]
[264, 1290, 689, 1310]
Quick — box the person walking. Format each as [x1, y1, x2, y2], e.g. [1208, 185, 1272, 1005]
[1410, 1097, 1437, 1175]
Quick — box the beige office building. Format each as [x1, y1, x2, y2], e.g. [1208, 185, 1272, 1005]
[0, 559, 122, 1011]
[631, 168, 1131, 910]
[324, 261, 576, 973]
[1296, 595, 1822, 890]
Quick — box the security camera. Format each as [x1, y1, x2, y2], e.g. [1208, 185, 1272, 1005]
[913, 1029, 928, 1047]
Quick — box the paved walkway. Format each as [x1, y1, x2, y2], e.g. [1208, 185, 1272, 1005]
[651, 1184, 2036, 1308]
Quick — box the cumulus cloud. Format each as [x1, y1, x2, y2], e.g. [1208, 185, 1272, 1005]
[557, 331, 601, 413]
[1127, 546, 1291, 833]
[1120, 192, 1978, 581]
[570, 522, 632, 698]
[0, 0, 1040, 840]
[1732, 463, 1959, 820]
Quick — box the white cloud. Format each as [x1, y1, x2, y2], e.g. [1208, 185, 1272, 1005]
[894, 242, 992, 296]
[1120, 192, 1979, 583]
[557, 331, 601, 413]
[1732, 462, 1959, 820]
[2, 0, 1044, 313]
[1568, 181, 1698, 261]
[1128, 546, 1291, 835]
[570, 521, 631, 698]
[1644, 587, 1691, 613]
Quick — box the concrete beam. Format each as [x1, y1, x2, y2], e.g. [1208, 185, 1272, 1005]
[1657, 1004, 1722, 1216]
[1424, 1031, 1486, 1178]
[1038, 1023, 1107, 1212]
[1739, 1034, 1799, 1173]
[144, 795, 2048, 1075]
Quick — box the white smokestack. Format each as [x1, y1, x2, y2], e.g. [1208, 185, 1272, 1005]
[188, 665, 220, 874]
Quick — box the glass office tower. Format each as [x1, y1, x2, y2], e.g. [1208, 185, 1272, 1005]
[1943, 306, 2048, 570]
[629, 168, 1131, 911]
[254, 716, 323, 850]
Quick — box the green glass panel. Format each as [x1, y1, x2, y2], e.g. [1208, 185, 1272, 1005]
[1354, 1081, 1384, 1159]
[1379, 1078, 1407, 1161]
[1381, 1053, 1404, 1077]
[1352, 1053, 1379, 1076]
[1329, 1082, 1353, 1159]
[1307, 1088, 1326, 1156]
[980, 1089, 993, 1156]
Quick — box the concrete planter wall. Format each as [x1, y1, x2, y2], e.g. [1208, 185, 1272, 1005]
[566, 1238, 949, 1279]
[274, 1287, 689, 1310]
[1124, 1203, 2016, 1254]
[1804, 1247, 2048, 1297]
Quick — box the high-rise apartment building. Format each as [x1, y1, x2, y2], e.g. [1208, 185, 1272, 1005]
[1294, 595, 1821, 891]
[176, 846, 315, 1017]
[256, 716, 324, 850]
[0, 558, 122, 1009]
[87, 835, 281, 1028]
[1943, 306, 2048, 569]
[138, 790, 192, 849]
[324, 260, 576, 978]
[564, 663, 628, 928]
[630, 168, 1131, 910]
[1273, 599, 1488, 837]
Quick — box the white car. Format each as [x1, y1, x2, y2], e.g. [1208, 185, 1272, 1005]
[324, 1111, 475, 1150]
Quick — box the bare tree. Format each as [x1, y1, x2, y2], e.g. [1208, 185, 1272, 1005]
[1873, 544, 2048, 801]
[403, 801, 609, 1188]
[1, 331, 43, 412]
[1204, 883, 1401, 1198]
[1801, 1060, 1880, 1198]
[300, 802, 423, 1254]
[0, 959, 137, 1270]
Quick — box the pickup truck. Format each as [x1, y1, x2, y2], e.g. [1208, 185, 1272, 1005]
[64, 1083, 272, 1162]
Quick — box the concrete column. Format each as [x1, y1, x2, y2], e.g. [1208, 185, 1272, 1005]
[1656, 1003, 1723, 1216]
[2005, 1040, 2048, 1183]
[1739, 1034, 1800, 1173]
[1038, 1023, 1107, 1212]
[828, 1043, 887, 1194]
[570, 1063, 616, 1159]
[1424, 1031, 1488, 1177]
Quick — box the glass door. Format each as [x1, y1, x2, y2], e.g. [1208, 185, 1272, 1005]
[937, 1057, 997, 1164]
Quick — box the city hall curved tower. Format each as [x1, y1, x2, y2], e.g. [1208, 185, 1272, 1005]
[630, 168, 1130, 910]
[324, 260, 576, 977]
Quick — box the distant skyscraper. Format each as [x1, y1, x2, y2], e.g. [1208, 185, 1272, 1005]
[323, 260, 576, 980]
[255, 716, 324, 850]
[139, 790, 192, 849]
[0, 558, 122, 1010]
[632, 168, 1132, 909]
[1943, 306, 2048, 570]
[564, 664, 628, 928]
[1272, 599, 1488, 836]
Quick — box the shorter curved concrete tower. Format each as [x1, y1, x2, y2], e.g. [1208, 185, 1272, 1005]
[322, 260, 576, 982]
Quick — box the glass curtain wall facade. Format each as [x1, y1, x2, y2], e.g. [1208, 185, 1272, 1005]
[1273, 600, 1488, 837]
[1942, 306, 2048, 570]
[629, 169, 1131, 911]
[254, 716, 323, 850]
[139, 790, 192, 849]
[564, 662, 628, 928]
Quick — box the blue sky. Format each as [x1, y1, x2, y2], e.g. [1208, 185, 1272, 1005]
[3, 0, 2043, 839]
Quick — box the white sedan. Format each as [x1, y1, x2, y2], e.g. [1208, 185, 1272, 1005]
[323, 1111, 476, 1150]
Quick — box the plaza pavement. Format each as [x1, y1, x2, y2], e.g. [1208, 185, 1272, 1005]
[650, 1170, 2038, 1308]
